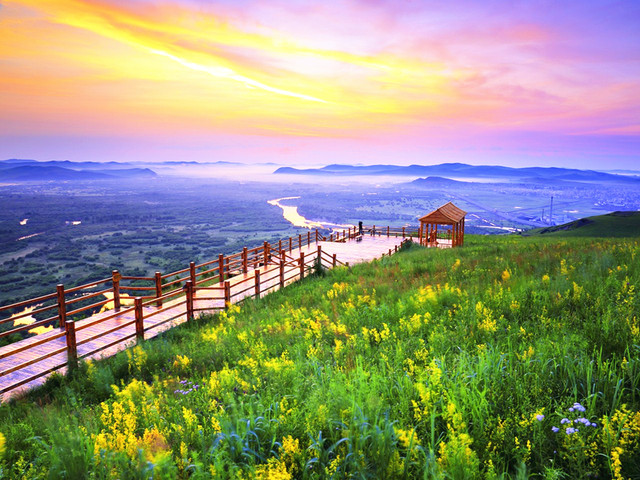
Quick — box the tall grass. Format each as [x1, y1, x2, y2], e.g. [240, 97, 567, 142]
[0, 235, 639, 479]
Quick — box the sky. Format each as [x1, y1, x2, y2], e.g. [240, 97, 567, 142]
[1, 0, 639, 169]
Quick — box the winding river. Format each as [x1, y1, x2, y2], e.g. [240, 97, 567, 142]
[268, 197, 352, 231]
[267, 197, 325, 229]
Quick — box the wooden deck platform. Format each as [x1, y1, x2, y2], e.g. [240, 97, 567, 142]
[0, 234, 406, 400]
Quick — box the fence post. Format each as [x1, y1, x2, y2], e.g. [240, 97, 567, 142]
[218, 254, 225, 284]
[134, 297, 144, 342]
[190, 262, 196, 286]
[278, 239, 282, 252]
[57, 284, 67, 329]
[65, 320, 77, 370]
[329, 233, 333, 242]
[298, 234, 302, 250]
[317, 244, 322, 269]
[308, 231, 311, 245]
[315, 229, 318, 243]
[289, 236, 292, 253]
[112, 270, 121, 311]
[155, 272, 162, 307]
[299, 252, 305, 279]
[279, 250, 285, 287]
[264, 241, 270, 265]
[224, 281, 231, 306]
[387, 226, 390, 237]
[372, 225, 375, 236]
[255, 270, 261, 297]
[332, 253, 337, 268]
[242, 247, 248, 274]
[184, 280, 194, 321]
[402, 227, 405, 238]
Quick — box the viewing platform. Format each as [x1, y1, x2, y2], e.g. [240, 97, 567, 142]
[0, 201, 468, 400]
[0, 228, 410, 400]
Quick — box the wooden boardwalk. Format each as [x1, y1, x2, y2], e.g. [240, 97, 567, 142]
[0, 234, 407, 400]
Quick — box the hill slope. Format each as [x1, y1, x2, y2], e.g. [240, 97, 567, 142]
[524, 210, 640, 237]
[0, 236, 639, 479]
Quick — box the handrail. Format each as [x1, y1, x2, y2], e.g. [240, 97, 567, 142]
[65, 278, 111, 294]
[0, 292, 58, 313]
[0, 303, 57, 326]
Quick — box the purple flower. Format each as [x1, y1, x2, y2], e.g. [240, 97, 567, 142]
[536, 414, 545, 421]
[568, 407, 574, 412]
[560, 418, 570, 424]
[573, 402, 586, 412]
[551, 426, 559, 433]
[591, 422, 598, 428]
[566, 427, 576, 434]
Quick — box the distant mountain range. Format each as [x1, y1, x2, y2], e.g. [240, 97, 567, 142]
[275, 163, 640, 184]
[0, 159, 157, 181]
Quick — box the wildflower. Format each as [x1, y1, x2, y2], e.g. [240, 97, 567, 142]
[173, 354, 191, 371]
[0, 431, 5, 457]
[566, 427, 577, 434]
[536, 414, 545, 421]
[501, 269, 511, 282]
[551, 426, 559, 433]
[542, 274, 550, 283]
[560, 418, 570, 424]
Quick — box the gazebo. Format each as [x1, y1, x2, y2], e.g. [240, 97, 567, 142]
[418, 202, 466, 248]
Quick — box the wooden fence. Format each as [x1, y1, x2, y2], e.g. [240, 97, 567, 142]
[0, 225, 414, 396]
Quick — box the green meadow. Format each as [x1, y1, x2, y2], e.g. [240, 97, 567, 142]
[0, 235, 639, 479]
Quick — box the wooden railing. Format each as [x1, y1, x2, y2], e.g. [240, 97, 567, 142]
[0, 225, 413, 396]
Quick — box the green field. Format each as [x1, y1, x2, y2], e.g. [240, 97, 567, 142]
[1, 234, 639, 479]
[523, 211, 640, 238]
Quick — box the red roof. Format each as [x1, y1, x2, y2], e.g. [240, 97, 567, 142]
[419, 202, 466, 224]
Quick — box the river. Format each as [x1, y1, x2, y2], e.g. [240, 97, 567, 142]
[267, 197, 351, 231]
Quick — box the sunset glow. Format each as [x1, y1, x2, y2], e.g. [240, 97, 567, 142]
[1, 0, 638, 168]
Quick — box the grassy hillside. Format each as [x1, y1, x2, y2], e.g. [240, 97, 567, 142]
[523, 211, 640, 237]
[1, 235, 639, 479]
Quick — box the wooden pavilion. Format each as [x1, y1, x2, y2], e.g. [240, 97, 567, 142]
[418, 202, 466, 248]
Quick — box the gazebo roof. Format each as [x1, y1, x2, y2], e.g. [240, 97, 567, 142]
[419, 202, 466, 224]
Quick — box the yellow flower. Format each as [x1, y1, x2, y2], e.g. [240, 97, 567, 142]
[173, 354, 191, 371]
[139, 428, 169, 462]
[255, 458, 292, 479]
[542, 274, 550, 283]
[395, 427, 420, 449]
[0, 432, 5, 458]
[211, 416, 222, 434]
[501, 269, 511, 282]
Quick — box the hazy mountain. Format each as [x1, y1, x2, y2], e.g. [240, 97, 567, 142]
[274, 162, 640, 184]
[0, 165, 157, 181]
[0, 158, 135, 171]
[409, 176, 470, 186]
